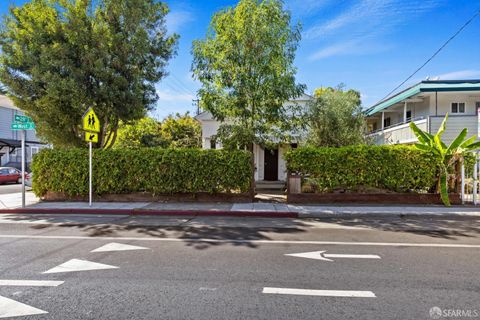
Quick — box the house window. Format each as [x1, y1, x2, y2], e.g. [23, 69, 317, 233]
[451, 102, 465, 113]
[476, 101, 480, 111]
[210, 139, 216, 149]
[383, 117, 391, 128]
[406, 110, 412, 122]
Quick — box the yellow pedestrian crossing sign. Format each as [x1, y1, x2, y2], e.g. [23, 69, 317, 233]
[85, 132, 98, 143]
[82, 107, 100, 133]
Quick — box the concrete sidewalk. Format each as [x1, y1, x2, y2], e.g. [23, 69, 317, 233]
[1, 195, 480, 217]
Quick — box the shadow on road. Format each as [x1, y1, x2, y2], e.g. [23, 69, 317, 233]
[312, 216, 480, 240]
[18, 215, 309, 249]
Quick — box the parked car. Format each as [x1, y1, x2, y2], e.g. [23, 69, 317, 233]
[0, 167, 28, 185]
[25, 172, 33, 187]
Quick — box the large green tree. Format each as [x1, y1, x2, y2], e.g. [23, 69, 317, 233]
[191, 0, 305, 150]
[0, 0, 178, 148]
[306, 85, 367, 147]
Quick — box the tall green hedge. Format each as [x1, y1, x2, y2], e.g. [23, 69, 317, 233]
[32, 148, 253, 196]
[285, 145, 439, 193]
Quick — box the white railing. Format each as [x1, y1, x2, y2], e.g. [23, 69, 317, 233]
[367, 118, 427, 145]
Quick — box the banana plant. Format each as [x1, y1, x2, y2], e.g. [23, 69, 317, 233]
[410, 113, 480, 206]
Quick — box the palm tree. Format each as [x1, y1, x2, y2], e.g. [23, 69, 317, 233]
[410, 113, 480, 206]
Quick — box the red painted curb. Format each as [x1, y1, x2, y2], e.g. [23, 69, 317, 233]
[0, 208, 298, 218]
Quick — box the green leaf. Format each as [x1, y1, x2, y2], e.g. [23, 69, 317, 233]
[436, 112, 449, 138]
[410, 122, 432, 145]
[446, 128, 468, 154]
[439, 170, 450, 206]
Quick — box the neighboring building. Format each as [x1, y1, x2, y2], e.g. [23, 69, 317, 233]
[365, 80, 480, 145]
[0, 94, 47, 169]
[195, 94, 312, 182]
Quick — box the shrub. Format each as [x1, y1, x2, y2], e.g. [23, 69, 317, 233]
[285, 145, 439, 193]
[32, 148, 253, 196]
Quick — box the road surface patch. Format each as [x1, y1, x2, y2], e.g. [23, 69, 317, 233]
[0, 295, 48, 318]
[43, 259, 118, 274]
[262, 287, 376, 298]
[91, 242, 149, 253]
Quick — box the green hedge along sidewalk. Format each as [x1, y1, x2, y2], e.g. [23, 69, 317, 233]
[285, 145, 439, 193]
[32, 148, 253, 197]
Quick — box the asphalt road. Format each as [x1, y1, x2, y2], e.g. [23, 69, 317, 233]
[0, 214, 479, 320]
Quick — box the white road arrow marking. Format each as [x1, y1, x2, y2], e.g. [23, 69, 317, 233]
[91, 242, 149, 253]
[0, 280, 63, 287]
[0, 295, 48, 318]
[285, 251, 381, 261]
[263, 287, 376, 298]
[43, 259, 118, 274]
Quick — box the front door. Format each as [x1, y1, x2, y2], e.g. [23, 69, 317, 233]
[264, 148, 278, 181]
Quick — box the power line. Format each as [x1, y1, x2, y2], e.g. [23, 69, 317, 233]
[381, 9, 480, 101]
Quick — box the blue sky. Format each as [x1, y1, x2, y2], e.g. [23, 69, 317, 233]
[2, 0, 480, 119]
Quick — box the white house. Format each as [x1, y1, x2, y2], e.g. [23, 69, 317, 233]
[195, 94, 312, 182]
[365, 80, 480, 145]
[0, 94, 47, 169]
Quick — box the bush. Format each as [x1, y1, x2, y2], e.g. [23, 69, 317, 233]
[32, 148, 253, 196]
[285, 145, 439, 193]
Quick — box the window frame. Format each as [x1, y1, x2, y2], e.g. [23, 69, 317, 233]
[451, 102, 466, 114]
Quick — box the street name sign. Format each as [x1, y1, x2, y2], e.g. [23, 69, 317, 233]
[11, 122, 35, 130]
[14, 114, 32, 123]
[82, 107, 100, 133]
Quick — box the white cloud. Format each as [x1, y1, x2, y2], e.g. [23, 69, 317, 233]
[166, 10, 193, 33]
[433, 70, 480, 80]
[305, 0, 442, 40]
[156, 89, 194, 102]
[309, 38, 392, 61]
[285, 0, 334, 16]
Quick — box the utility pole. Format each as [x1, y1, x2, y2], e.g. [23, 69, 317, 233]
[192, 99, 200, 115]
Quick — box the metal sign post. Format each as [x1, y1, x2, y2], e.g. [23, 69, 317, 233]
[21, 130, 25, 208]
[11, 114, 35, 209]
[81, 107, 100, 207]
[89, 141, 92, 207]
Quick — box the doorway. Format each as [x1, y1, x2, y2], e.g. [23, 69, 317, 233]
[263, 148, 278, 181]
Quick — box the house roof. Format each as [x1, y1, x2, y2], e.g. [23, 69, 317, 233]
[0, 95, 18, 110]
[364, 80, 480, 116]
[194, 93, 314, 122]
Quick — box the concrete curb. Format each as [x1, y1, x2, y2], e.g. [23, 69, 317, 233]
[297, 211, 480, 218]
[0, 208, 299, 218]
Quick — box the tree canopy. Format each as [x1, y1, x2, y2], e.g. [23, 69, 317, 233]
[0, 0, 178, 148]
[115, 113, 201, 149]
[307, 85, 367, 147]
[191, 0, 305, 149]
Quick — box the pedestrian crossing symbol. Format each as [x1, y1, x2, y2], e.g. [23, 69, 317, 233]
[82, 107, 100, 133]
[85, 132, 98, 143]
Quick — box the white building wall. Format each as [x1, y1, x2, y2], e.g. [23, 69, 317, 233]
[429, 92, 480, 116]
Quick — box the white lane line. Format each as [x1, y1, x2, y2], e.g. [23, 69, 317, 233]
[324, 254, 381, 259]
[263, 287, 376, 298]
[0, 234, 479, 248]
[0, 295, 48, 318]
[91, 242, 149, 253]
[43, 259, 118, 274]
[0, 280, 64, 287]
